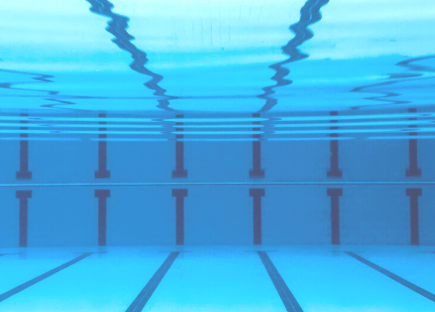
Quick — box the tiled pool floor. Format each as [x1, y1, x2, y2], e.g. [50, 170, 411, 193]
[0, 246, 434, 311]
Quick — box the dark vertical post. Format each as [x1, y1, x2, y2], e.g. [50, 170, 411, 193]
[95, 113, 110, 179]
[250, 188, 265, 245]
[172, 115, 187, 178]
[172, 189, 188, 245]
[250, 113, 265, 178]
[327, 111, 342, 177]
[16, 190, 32, 247]
[16, 113, 32, 179]
[95, 190, 110, 246]
[327, 188, 343, 245]
[406, 108, 421, 177]
[406, 188, 422, 245]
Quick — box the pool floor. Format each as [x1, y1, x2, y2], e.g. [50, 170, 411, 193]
[0, 246, 434, 311]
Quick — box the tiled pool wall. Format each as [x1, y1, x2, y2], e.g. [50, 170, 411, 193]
[0, 135, 434, 247]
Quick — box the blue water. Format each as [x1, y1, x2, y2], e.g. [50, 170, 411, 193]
[1, 0, 435, 310]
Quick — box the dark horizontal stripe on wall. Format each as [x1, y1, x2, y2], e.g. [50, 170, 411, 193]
[257, 251, 303, 312]
[0, 253, 92, 303]
[345, 251, 435, 302]
[126, 252, 180, 312]
[1, 182, 435, 187]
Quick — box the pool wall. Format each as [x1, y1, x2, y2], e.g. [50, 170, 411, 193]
[0, 136, 434, 247]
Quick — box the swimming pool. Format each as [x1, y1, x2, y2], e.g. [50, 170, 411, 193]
[1, 0, 435, 310]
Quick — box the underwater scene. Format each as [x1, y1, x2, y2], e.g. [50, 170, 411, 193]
[1, 0, 435, 311]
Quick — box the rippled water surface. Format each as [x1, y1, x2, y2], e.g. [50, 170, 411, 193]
[1, 0, 434, 141]
[2, 2, 435, 311]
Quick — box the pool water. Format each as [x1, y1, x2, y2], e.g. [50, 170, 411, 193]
[1, 0, 435, 310]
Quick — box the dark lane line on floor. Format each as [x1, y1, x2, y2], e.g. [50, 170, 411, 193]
[126, 251, 180, 312]
[257, 251, 303, 312]
[345, 251, 435, 302]
[0, 252, 93, 303]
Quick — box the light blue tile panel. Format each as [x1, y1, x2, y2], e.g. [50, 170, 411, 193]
[0, 249, 168, 312]
[185, 141, 251, 182]
[262, 140, 330, 181]
[107, 187, 175, 245]
[30, 141, 97, 183]
[0, 188, 19, 247]
[108, 141, 174, 182]
[142, 247, 287, 312]
[419, 187, 435, 245]
[0, 141, 19, 183]
[269, 248, 435, 311]
[262, 186, 331, 244]
[340, 140, 409, 181]
[340, 186, 409, 245]
[419, 139, 435, 180]
[0, 249, 79, 296]
[28, 188, 96, 247]
[356, 249, 435, 296]
[184, 186, 252, 245]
